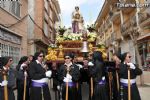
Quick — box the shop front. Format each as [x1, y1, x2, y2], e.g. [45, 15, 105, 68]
[138, 33, 150, 71]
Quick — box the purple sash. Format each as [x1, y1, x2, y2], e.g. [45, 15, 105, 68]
[32, 81, 48, 87]
[121, 82, 136, 87]
[64, 82, 76, 87]
[98, 79, 106, 85]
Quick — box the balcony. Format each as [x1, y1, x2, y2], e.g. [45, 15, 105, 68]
[121, 19, 131, 37]
[130, 15, 136, 27]
[105, 18, 111, 30]
[139, 9, 150, 27]
[120, 14, 137, 37]
[110, 32, 113, 42]
[109, 11, 120, 22]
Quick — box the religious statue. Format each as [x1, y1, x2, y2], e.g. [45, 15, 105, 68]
[72, 6, 84, 33]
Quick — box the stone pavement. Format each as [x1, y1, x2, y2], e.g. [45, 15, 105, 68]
[138, 84, 150, 100]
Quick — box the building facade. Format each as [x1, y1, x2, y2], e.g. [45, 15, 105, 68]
[0, 0, 61, 66]
[28, 0, 60, 55]
[95, 0, 150, 68]
[0, 0, 28, 66]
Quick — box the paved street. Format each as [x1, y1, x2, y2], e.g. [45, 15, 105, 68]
[138, 85, 150, 100]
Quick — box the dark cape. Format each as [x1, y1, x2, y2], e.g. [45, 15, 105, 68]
[89, 60, 109, 100]
[119, 63, 142, 100]
[28, 61, 51, 100]
[0, 68, 16, 100]
[57, 64, 80, 100]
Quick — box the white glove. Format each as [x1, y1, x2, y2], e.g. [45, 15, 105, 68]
[63, 77, 72, 82]
[66, 73, 72, 80]
[127, 63, 135, 69]
[0, 80, 8, 86]
[20, 63, 27, 70]
[24, 71, 28, 77]
[45, 70, 52, 77]
[57, 85, 60, 90]
[88, 62, 94, 66]
[76, 64, 83, 69]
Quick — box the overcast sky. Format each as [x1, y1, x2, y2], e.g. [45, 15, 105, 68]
[58, 0, 105, 28]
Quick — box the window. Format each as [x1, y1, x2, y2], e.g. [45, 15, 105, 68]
[0, 43, 21, 67]
[0, 1, 21, 17]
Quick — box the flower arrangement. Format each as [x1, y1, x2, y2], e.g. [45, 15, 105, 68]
[58, 26, 66, 36]
[56, 31, 97, 43]
[48, 44, 58, 49]
[87, 24, 95, 32]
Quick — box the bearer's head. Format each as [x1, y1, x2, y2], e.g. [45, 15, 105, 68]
[64, 53, 72, 64]
[34, 51, 44, 63]
[121, 52, 132, 63]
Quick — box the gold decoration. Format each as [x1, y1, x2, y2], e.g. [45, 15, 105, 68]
[96, 44, 107, 61]
[45, 47, 57, 61]
[89, 43, 93, 54]
[58, 45, 64, 58]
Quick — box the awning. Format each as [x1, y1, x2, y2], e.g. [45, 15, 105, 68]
[137, 33, 150, 41]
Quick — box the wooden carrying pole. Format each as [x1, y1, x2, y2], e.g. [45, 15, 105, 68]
[108, 72, 112, 100]
[23, 71, 27, 100]
[65, 67, 69, 100]
[116, 70, 120, 92]
[90, 77, 93, 99]
[65, 82, 68, 100]
[128, 68, 131, 100]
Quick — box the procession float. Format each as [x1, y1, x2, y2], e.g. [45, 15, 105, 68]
[45, 25, 107, 64]
[45, 6, 107, 64]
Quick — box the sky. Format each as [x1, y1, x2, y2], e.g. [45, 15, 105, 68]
[58, 0, 105, 28]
